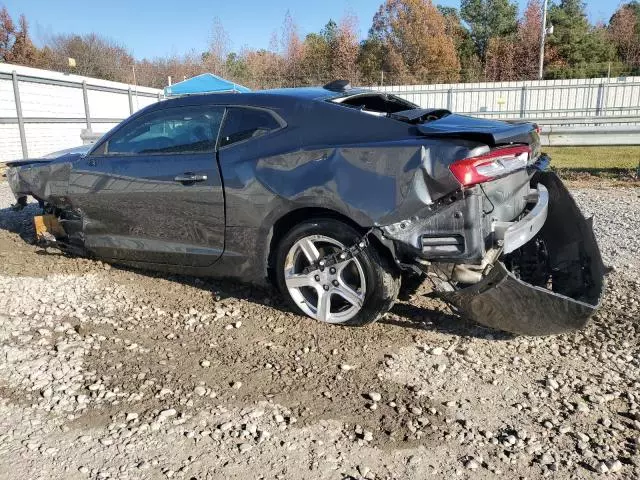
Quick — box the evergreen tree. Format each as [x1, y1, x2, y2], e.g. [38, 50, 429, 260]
[546, 0, 616, 77]
[460, 0, 518, 60]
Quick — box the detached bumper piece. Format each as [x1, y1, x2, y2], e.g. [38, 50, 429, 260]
[442, 172, 605, 336]
[34, 214, 66, 245]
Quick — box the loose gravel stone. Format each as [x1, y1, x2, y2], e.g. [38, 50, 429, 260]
[0, 181, 637, 479]
[368, 392, 382, 402]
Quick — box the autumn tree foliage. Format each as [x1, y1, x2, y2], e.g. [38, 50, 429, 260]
[484, 37, 518, 81]
[46, 33, 135, 82]
[370, 0, 461, 84]
[609, 2, 640, 69]
[438, 6, 483, 81]
[515, 0, 543, 79]
[330, 15, 360, 82]
[280, 11, 305, 85]
[0, 8, 38, 65]
[484, 0, 555, 81]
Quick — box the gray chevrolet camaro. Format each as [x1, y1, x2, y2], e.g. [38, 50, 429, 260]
[6, 81, 605, 335]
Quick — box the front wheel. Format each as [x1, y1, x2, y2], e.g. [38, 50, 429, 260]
[274, 218, 400, 326]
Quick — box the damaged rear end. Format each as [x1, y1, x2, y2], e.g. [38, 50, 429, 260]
[440, 171, 605, 335]
[380, 115, 605, 335]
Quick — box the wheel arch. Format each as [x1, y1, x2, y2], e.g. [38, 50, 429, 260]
[265, 206, 397, 284]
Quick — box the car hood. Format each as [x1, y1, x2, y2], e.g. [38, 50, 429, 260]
[5, 144, 90, 168]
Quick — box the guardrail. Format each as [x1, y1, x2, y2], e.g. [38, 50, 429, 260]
[539, 125, 640, 146]
[486, 116, 640, 146]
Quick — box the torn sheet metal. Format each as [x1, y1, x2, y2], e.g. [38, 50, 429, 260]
[441, 171, 605, 335]
[6, 160, 70, 202]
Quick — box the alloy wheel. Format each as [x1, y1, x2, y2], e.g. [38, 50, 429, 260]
[283, 234, 366, 323]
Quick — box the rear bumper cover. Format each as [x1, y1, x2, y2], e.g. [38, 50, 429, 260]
[493, 184, 548, 255]
[441, 171, 605, 335]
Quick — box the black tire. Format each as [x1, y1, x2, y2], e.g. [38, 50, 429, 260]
[275, 217, 401, 326]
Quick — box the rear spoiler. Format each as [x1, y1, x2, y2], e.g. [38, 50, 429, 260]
[417, 114, 535, 146]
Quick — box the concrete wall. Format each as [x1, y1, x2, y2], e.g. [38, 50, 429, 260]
[0, 63, 162, 161]
[373, 76, 640, 120]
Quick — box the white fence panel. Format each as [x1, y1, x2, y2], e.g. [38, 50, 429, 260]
[0, 79, 16, 117]
[0, 124, 22, 160]
[0, 63, 163, 162]
[373, 76, 640, 120]
[24, 123, 88, 158]
[18, 82, 84, 118]
[87, 89, 131, 119]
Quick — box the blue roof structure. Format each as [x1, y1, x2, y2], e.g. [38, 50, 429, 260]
[164, 73, 251, 96]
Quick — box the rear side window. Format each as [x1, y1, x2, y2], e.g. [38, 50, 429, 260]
[334, 93, 417, 114]
[105, 106, 224, 155]
[220, 107, 280, 147]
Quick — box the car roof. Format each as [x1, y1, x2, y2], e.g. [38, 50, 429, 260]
[153, 86, 374, 110]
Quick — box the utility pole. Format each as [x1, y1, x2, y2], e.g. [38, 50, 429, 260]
[538, 0, 549, 80]
[131, 64, 139, 109]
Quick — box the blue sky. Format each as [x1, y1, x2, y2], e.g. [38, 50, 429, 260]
[2, 0, 622, 60]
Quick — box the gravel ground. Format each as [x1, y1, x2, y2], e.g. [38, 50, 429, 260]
[0, 180, 638, 480]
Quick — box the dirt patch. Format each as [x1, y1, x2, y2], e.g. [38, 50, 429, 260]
[0, 182, 638, 479]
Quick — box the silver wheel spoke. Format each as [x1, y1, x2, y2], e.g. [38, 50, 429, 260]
[316, 288, 332, 322]
[334, 282, 364, 309]
[298, 238, 320, 263]
[284, 234, 367, 324]
[336, 258, 354, 274]
[285, 270, 315, 289]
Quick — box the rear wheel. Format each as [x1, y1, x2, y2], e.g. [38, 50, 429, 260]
[275, 218, 400, 326]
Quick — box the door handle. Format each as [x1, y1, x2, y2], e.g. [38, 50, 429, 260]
[174, 173, 208, 184]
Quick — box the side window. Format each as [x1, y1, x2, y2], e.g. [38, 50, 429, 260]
[219, 107, 281, 148]
[105, 106, 224, 155]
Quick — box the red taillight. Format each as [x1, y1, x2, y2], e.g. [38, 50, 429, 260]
[449, 145, 531, 187]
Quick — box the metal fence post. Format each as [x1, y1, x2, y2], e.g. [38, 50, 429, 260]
[157, 92, 162, 102]
[446, 88, 453, 111]
[595, 82, 605, 116]
[82, 81, 91, 130]
[520, 86, 527, 118]
[128, 87, 134, 115]
[12, 71, 28, 159]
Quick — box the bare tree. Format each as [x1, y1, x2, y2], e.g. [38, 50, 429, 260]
[280, 11, 305, 85]
[609, 3, 640, 68]
[331, 14, 360, 82]
[45, 33, 134, 82]
[205, 17, 231, 76]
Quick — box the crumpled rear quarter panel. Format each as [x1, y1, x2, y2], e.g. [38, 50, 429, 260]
[223, 140, 471, 230]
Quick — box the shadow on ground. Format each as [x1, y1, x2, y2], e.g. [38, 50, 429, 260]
[0, 201, 503, 341]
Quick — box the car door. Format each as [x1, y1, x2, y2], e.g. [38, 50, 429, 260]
[67, 104, 226, 267]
